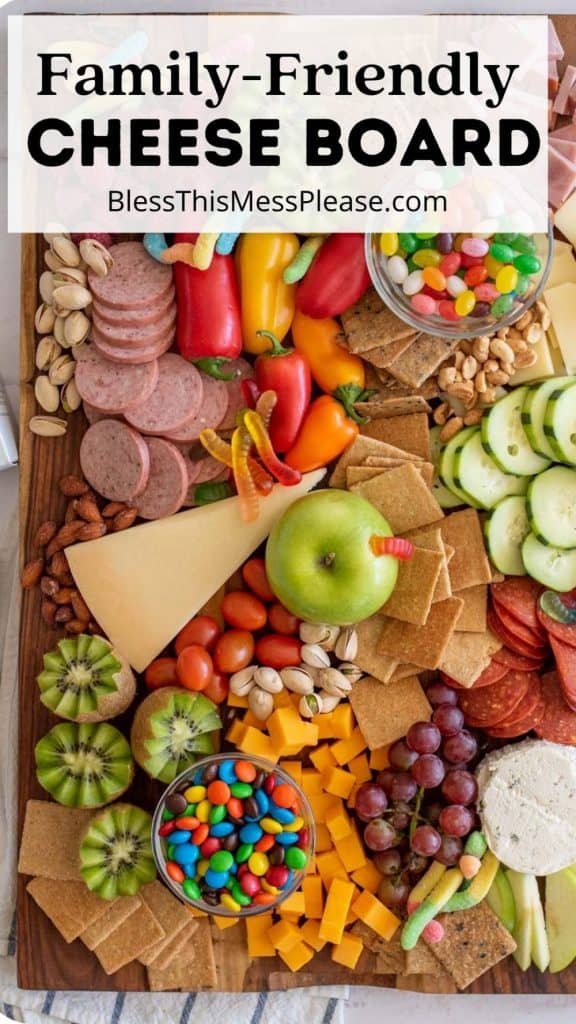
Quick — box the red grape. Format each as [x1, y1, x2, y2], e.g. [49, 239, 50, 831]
[389, 739, 419, 771]
[439, 804, 475, 838]
[407, 721, 441, 754]
[435, 834, 463, 866]
[411, 754, 445, 788]
[391, 802, 412, 830]
[378, 875, 411, 910]
[355, 783, 388, 820]
[426, 682, 458, 707]
[376, 769, 396, 795]
[411, 825, 441, 856]
[364, 818, 397, 852]
[390, 772, 419, 803]
[432, 704, 464, 737]
[404, 852, 429, 875]
[443, 730, 478, 764]
[424, 799, 443, 825]
[441, 769, 478, 806]
[373, 849, 402, 876]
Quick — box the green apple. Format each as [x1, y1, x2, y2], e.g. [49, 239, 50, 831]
[486, 868, 516, 934]
[265, 489, 399, 625]
[546, 867, 576, 972]
[505, 870, 549, 971]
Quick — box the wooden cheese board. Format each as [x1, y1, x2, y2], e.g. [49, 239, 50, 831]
[16, 16, 576, 992]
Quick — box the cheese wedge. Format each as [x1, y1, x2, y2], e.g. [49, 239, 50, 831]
[554, 191, 576, 248]
[67, 472, 325, 671]
[509, 335, 555, 385]
[543, 282, 576, 372]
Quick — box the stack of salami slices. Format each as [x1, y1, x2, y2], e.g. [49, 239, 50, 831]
[443, 578, 576, 746]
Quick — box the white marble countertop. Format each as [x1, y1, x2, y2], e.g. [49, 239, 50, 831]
[1, 0, 576, 1018]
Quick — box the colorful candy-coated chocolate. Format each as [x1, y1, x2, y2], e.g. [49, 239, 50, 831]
[170, 830, 192, 845]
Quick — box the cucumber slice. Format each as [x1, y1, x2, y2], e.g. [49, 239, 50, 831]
[543, 382, 576, 464]
[522, 532, 576, 592]
[527, 465, 576, 549]
[429, 425, 462, 509]
[484, 495, 530, 575]
[453, 430, 529, 510]
[481, 387, 551, 476]
[522, 377, 575, 460]
[438, 425, 481, 509]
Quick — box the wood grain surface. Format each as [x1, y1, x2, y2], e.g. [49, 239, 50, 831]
[16, 23, 576, 989]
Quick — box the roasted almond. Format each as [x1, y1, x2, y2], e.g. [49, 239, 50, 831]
[76, 496, 103, 523]
[52, 520, 84, 550]
[102, 501, 127, 518]
[77, 522, 107, 542]
[59, 474, 88, 497]
[65, 500, 78, 524]
[34, 520, 57, 547]
[49, 551, 72, 582]
[55, 605, 74, 624]
[71, 590, 91, 621]
[111, 508, 138, 531]
[65, 618, 87, 635]
[21, 558, 44, 589]
[41, 599, 57, 627]
[54, 586, 75, 605]
[40, 575, 59, 598]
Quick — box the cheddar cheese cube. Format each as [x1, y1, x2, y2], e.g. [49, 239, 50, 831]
[302, 875, 324, 919]
[227, 692, 249, 709]
[237, 727, 278, 762]
[213, 915, 239, 930]
[309, 793, 340, 822]
[279, 742, 306, 757]
[348, 753, 371, 784]
[347, 784, 359, 810]
[274, 688, 295, 709]
[280, 911, 301, 924]
[310, 744, 337, 773]
[279, 891, 305, 917]
[226, 719, 247, 745]
[333, 823, 367, 873]
[298, 722, 319, 747]
[315, 823, 333, 852]
[300, 919, 326, 952]
[369, 745, 390, 771]
[301, 769, 324, 796]
[316, 849, 348, 888]
[318, 878, 355, 944]
[325, 801, 352, 842]
[323, 766, 356, 800]
[306, 855, 317, 875]
[316, 712, 336, 741]
[332, 703, 354, 740]
[267, 919, 301, 953]
[242, 710, 267, 732]
[331, 727, 367, 765]
[352, 890, 401, 941]
[187, 906, 208, 917]
[331, 932, 364, 969]
[266, 707, 304, 750]
[351, 861, 382, 894]
[246, 912, 276, 957]
[278, 940, 315, 972]
[279, 760, 303, 786]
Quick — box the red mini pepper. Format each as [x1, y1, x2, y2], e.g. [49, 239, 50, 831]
[296, 233, 371, 319]
[174, 232, 242, 370]
[254, 330, 312, 454]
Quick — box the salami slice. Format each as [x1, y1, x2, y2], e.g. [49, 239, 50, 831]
[162, 375, 229, 443]
[493, 646, 546, 671]
[193, 456, 231, 484]
[458, 670, 530, 726]
[490, 578, 543, 631]
[125, 354, 204, 434]
[549, 636, 576, 710]
[92, 306, 177, 348]
[536, 605, 576, 648]
[88, 241, 173, 310]
[491, 598, 547, 647]
[218, 358, 255, 432]
[487, 607, 548, 659]
[93, 286, 175, 327]
[487, 695, 546, 739]
[441, 660, 509, 690]
[136, 439, 189, 520]
[92, 328, 174, 366]
[535, 672, 576, 745]
[171, 444, 203, 486]
[75, 346, 159, 413]
[80, 420, 150, 501]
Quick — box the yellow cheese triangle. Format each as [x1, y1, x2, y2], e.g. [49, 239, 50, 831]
[67, 471, 325, 672]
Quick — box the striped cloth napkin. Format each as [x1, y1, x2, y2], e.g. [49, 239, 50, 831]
[0, 497, 347, 1024]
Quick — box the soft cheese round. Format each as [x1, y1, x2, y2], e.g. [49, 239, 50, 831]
[477, 739, 576, 875]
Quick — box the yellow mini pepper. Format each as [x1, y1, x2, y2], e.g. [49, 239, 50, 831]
[236, 233, 299, 354]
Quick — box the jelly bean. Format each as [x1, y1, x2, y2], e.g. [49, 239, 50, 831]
[236, 843, 253, 863]
[201, 837, 221, 858]
[484, 254, 503, 278]
[402, 270, 424, 296]
[454, 290, 476, 317]
[422, 266, 446, 291]
[411, 293, 437, 316]
[260, 817, 283, 834]
[387, 255, 409, 284]
[489, 241, 515, 263]
[209, 804, 227, 825]
[195, 800, 211, 823]
[512, 234, 537, 256]
[438, 299, 459, 322]
[470, 301, 491, 317]
[380, 232, 399, 256]
[406, 258, 419, 274]
[240, 823, 263, 844]
[461, 237, 489, 257]
[255, 790, 269, 816]
[166, 861, 185, 883]
[210, 850, 234, 873]
[249, 852, 270, 876]
[275, 831, 299, 847]
[494, 232, 518, 245]
[182, 878, 202, 901]
[284, 846, 307, 870]
[415, 232, 437, 239]
[255, 834, 276, 853]
[175, 816, 199, 830]
[422, 285, 448, 300]
[218, 760, 238, 784]
[412, 248, 441, 268]
[207, 780, 230, 805]
[436, 232, 453, 254]
[272, 783, 297, 808]
[495, 265, 518, 294]
[235, 760, 257, 783]
[230, 782, 253, 799]
[464, 265, 487, 287]
[192, 823, 210, 845]
[240, 871, 261, 897]
[170, 830, 192, 845]
[515, 274, 530, 296]
[399, 232, 418, 253]
[453, 233, 467, 251]
[491, 294, 514, 316]
[474, 283, 500, 302]
[440, 252, 461, 276]
[460, 253, 484, 269]
[513, 253, 541, 275]
[205, 868, 230, 888]
[446, 275, 467, 298]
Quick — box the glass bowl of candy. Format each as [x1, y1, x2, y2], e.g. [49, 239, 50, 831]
[365, 226, 553, 340]
[151, 753, 315, 917]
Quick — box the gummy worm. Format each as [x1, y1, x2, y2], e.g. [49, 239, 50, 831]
[283, 235, 325, 284]
[199, 429, 273, 495]
[216, 232, 241, 256]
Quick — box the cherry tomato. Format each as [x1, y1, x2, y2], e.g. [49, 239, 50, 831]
[214, 630, 255, 674]
[203, 671, 229, 704]
[145, 657, 178, 690]
[175, 615, 221, 655]
[268, 602, 300, 635]
[176, 644, 213, 691]
[255, 634, 301, 669]
[241, 558, 275, 602]
[221, 591, 267, 631]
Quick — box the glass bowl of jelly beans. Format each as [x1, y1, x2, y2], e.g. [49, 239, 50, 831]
[366, 227, 553, 340]
[152, 754, 315, 917]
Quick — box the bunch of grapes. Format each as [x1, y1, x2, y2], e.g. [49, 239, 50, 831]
[355, 682, 480, 912]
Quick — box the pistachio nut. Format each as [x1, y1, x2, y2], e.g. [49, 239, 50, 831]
[64, 310, 91, 347]
[38, 271, 54, 305]
[43, 228, 70, 243]
[34, 375, 60, 413]
[53, 316, 67, 347]
[62, 377, 81, 413]
[53, 267, 87, 288]
[299, 692, 323, 719]
[79, 238, 114, 277]
[338, 662, 364, 684]
[44, 249, 66, 272]
[48, 354, 75, 386]
[316, 666, 353, 697]
[300, 643, 331, 669]
[35, 336, 62, 371]
[335, 627, 358, 663]
[52, 284, 92, 313]
[299, 622, 341, 650]
[34, 302, 56, 334]
[51, 235, 80, 267]
[248, 686, 274, 721]
[318, 692, 341, 713]
[253, 666, 283, 694]
[28, 415, 67, 437]
[229, 665, 256, 696]
[279, 666, 314, 695]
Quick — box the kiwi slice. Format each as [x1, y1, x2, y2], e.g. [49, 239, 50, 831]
[80, 803, 156, 900]
[37, 634, 136, 723]
[35, 721, 134, 807]
[131, 687, 221, 783]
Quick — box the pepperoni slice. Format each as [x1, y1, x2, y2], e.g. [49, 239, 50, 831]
[493, 646, 546, 672]
[487, 695, 546, 739]
[534, 672, 576, 745]
[491, 673, 541, 727]
[536, 606, 576, 649]
[549, 636, 576, 711]
[490, 578, 543, 631]
[458, 670, 530, 726]
[440, 662, 508, 691]
[492, 596, 547, 645]
[487, 607, 548, 659]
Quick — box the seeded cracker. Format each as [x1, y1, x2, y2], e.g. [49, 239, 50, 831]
[425, 902, 516, 990]
[438, 628, 502, 688]
[380, 547, 444, 626]
[27, 877, 109, 943]
[349, 675, 432, 749]
[364, 454, 422, 466]
[386, 334, 461, 388]
[19, 800, 93, 881]
[330, 435, 421, 488]
[341, 288, 416, 354]
[81, 895, 141, 950]
[350, 921, 406, 971]
[93, 900, 165, 975]
[439, 510, 492, 591]
[361, 413, 431, 461]
[454, 584, 488, 633]
[360, 335, 417, 369]
[355, 395, 431, 419]
[376, 368, 440, 401]
[350, 463, 444, 534]
[355, 615, 398, 683]
[377, 598, 464, 670]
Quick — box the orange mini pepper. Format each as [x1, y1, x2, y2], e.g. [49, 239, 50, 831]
[284, 396, 359, 473]
[291, 310, 371, 420]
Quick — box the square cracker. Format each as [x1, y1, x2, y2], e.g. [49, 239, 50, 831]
[376, 368, 440, 400]
[81, 895, 141, 950]
[361, 336, 416, 369]
[93, 900, 165, 975]
[144, 920, 199, 972]
[364, 454, 421, 466]
[377, 598, 464, 670]
[147, 920, 217, 991]
[437, 628, 502, 688]
[341, 288, 416, 353]
[361, 413, 431, 461]
[387, 333, 461, 388]
[355, 396, 431, 419]
[19, 801, 93, 881]
[138, 881, 196, 965]
[351, 921, 406, 972]
[380, 547, 444, 626]
[405, 941, 447, 975]
[454, 585, 488, 633]
[388, 662, 421, 683]
[350, 463, 443, 534]
[439, 510, 492, 591]
[405, 527, 452, 603]
[426, 902, 516, 990]
[355, 615, 398, 683]
[27, 877, 109, 943]
[350, 675, 432, 749]
[330, 435, 420, 488]
[346, 466, 387, 487]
